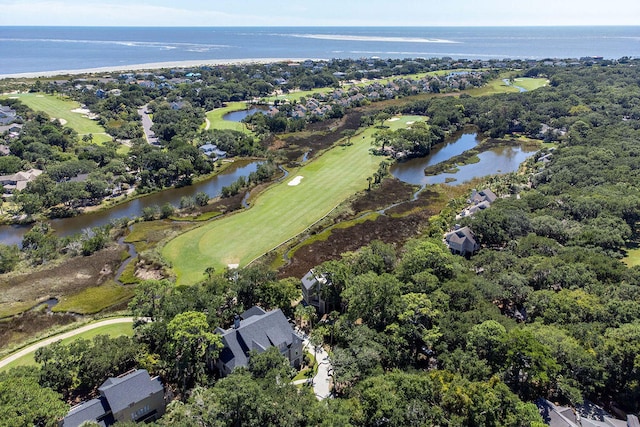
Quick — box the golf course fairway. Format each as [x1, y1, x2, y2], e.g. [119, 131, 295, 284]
[163, 116, 424, 285]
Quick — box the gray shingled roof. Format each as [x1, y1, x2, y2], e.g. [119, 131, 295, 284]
[218, 308, 296, 371]
[98, 369, 163, 416]
[445, 227, 476, 246]
[63, 397, 111, 427]
[241, 306, 267, 319]
[301, 270, 317, 291]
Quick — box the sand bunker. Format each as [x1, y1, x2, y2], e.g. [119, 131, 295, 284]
[388, 117, 400, 122]
[406, 121, 415, 125]
[288, 176, 304, 186]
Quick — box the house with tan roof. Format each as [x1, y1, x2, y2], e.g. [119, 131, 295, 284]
[0, 168, 43, 195]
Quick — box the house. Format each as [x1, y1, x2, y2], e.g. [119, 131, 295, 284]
[301, 269, 331, 315]
[60, 369, 165, 427]
[214, 306, 303, 377]
[0, 123, 23, 138]
[0, 168, 43, 195]
[444, 226, 479, 256]
[535, 398, 636, 427]
[457, 200, 491, 219]
[469, 188, 497, 204]
[0, 105, 17, 125]
[199, 143, 227, 160]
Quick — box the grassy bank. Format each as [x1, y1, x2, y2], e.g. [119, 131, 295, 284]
[52, 281, 134, 315]
[205, 102, 255, 134]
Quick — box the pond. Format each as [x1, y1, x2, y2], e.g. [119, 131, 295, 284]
[223, 107, 266, 122]
[0, 160, 261, 246]
[391, 132, 538, 186]
[390, 133, 480, 185]
[423, 145, 538, 185]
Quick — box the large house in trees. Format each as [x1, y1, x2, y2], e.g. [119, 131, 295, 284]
[301, 269, 331, 315]
[444, 226, 480, 257]
[214, 306, 303, 377]
[60, 369, 165, 427]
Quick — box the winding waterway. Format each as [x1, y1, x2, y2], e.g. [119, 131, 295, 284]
[0, 160, 261, 246]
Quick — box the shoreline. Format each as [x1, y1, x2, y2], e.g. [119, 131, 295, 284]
[0, 57, 316, 80]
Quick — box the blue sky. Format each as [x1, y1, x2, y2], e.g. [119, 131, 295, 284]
[1, 0, 639, 26]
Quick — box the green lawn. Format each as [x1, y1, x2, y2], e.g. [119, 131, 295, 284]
[164, 115, 426, 285]
[206, 102, 255, 134]
[0, 92, 112, 144]
[261, 87, 335, 103]
[624, 247, 640, 267]
[512, 77, 549, 91]
[0, 322, 133, 371]
[465, 78, 520, 96]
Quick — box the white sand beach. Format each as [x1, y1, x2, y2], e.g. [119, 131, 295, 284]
[0, 58, 315, 80]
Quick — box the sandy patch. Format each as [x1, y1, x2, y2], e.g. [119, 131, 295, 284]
[288, 176, 304, 186]
[388, 117, 400, 122]
[406, 121, 415, 125]
[35, 95, 44, 98]
[55, 118, 67, 125]
[72, 107, 99, 120]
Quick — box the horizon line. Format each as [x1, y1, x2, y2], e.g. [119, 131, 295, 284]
[1, 24, 639, 28]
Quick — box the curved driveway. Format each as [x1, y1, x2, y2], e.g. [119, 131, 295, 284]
[0, 317, 135, 369]
[293, 339, 333, 400]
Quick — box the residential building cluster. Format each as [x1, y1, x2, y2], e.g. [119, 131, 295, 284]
[444, 188, 498, 257]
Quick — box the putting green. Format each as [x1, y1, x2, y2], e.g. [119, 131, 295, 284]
[163, 115, 425, 285]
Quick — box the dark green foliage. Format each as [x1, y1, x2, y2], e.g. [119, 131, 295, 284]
[0, 243, 20, 273]
[35, 334, 141, 398]
[0, 366, 67, 427]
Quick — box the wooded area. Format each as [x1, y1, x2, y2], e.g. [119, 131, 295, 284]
[2, 58, 640, 426]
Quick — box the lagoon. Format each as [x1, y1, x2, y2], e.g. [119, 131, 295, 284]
[391, 132, 538, 186]
[0, 160, 260, 246]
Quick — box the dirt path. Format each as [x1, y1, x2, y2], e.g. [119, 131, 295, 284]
[0, 317, 135, 369]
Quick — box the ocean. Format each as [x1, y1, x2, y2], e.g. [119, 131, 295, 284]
[1, 26, 640, 76]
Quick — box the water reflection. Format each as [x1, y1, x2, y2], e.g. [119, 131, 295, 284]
[424, 145, 537, 185]
[391, 132, 537, 186]
[390, 133, 480, 186]
[0, 161, 260, 246]
[223, 107, 265, 122]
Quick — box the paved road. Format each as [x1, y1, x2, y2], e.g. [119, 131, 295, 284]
[0, 317, 135, 369]
[137, 105, 158, 145]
